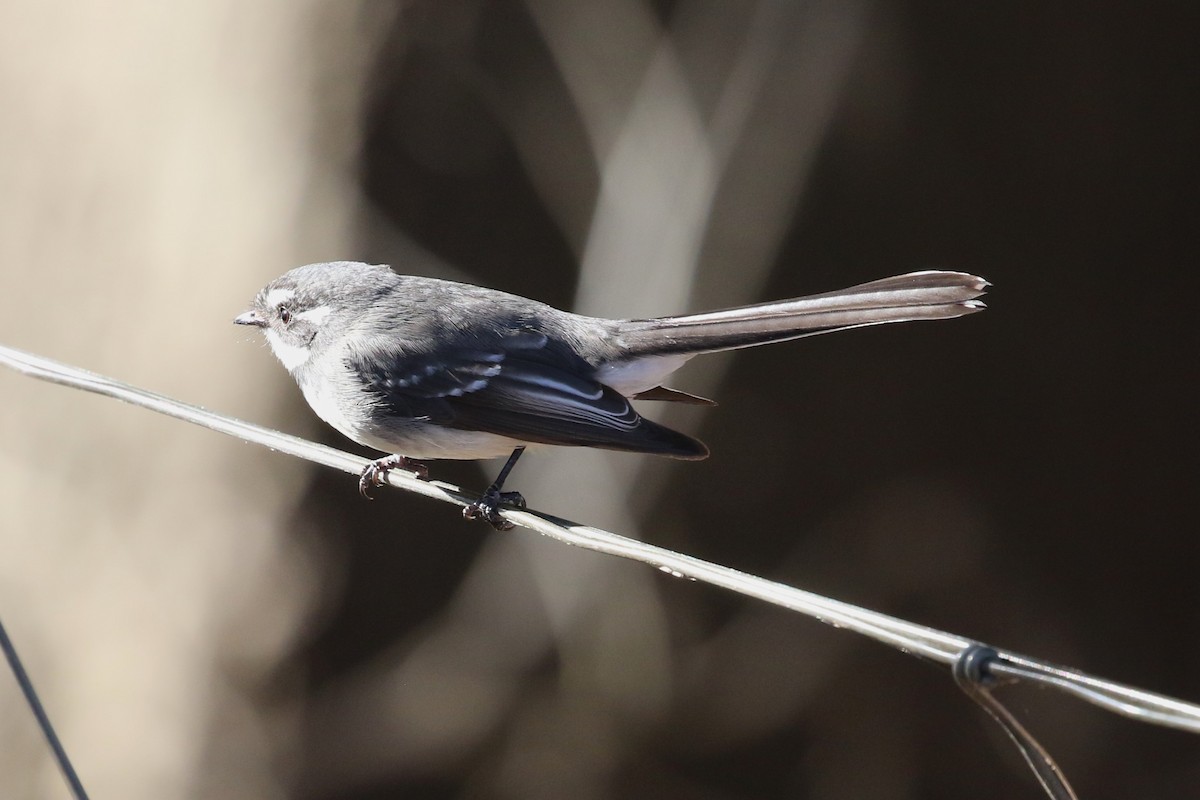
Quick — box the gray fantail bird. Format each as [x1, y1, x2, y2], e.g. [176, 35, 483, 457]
[235, 262, 988, 529]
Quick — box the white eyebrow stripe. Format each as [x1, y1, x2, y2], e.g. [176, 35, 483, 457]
[265, 288, 295, 307]
[296, 306, 332, 325]
[265, 329, 311, 371]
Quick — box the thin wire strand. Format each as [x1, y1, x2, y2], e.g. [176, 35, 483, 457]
[4, 342, 1200, 743]
[954, 646, 1078, 800]
[0, 616, 90, 800]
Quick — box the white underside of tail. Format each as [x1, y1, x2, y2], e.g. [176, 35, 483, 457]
[594, 354, 692, 396]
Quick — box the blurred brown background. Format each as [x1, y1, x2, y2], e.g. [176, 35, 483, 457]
[1, 1, 1196, 798]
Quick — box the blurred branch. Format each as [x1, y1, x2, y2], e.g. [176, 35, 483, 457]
[4, 341, 1200, 745]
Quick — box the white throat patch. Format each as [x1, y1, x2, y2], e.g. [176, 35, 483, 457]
[265, 329, 312, 371]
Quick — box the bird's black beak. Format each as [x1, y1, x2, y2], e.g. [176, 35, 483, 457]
[234, 309, 266, 327]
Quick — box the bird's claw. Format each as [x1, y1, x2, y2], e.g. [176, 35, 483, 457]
[358, 455, 429, 499]
[463, 489, 526, 531]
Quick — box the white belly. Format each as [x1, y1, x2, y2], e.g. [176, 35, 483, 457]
[354, 425, 532, 461]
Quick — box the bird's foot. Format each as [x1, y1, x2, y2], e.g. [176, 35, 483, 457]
[359, 455, 429, 499]
[463, 488, 526, 531]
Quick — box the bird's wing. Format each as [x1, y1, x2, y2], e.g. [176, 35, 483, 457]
[350, 331, 708, 459]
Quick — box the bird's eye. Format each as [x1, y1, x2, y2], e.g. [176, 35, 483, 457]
[278, 305, 292, 324]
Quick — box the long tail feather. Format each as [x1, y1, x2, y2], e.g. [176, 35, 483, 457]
[616, 271, 988, 356]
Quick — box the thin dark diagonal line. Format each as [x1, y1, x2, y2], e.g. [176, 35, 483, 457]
[0, 616, 90, 800]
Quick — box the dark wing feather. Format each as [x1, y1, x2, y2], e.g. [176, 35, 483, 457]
[351, 334, 708, 459]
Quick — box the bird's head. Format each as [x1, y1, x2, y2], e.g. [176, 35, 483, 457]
[235, 261, 394, 372]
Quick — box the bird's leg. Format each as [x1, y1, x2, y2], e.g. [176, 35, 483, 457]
[359, 454, 429, 499]
[463, 447, 527, 530]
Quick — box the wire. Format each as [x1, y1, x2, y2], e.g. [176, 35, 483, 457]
[0, 616, 90, 800]
[954, 646, 1078, 800]
[4, 342, 1200, 798]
